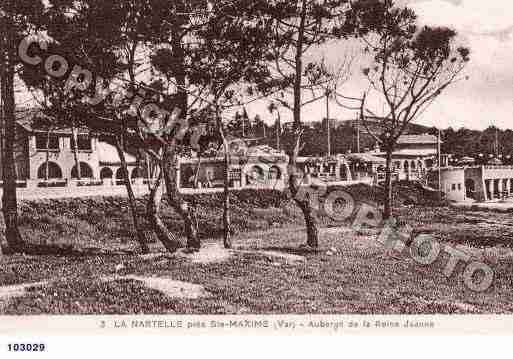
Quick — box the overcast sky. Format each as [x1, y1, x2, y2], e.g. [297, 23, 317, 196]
[408, 0, 513, 130]
[18, 1, 513, 132]
[247, 0, 513, 131]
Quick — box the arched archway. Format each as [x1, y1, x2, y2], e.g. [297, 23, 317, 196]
[37, 162, 63, 179]
[115, 167, 128, 185]
[131, 167, 147, 179]
[269, 166, 282, 180]
[100, 167, 113, 179]
[71, 162, 93, 178]
[116, 167, 128, 179]
[465, 178, 475, 199]
[246, 165, 265, 185]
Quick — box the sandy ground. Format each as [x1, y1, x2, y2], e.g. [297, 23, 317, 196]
[1, 211, 513, 314]
[103, 275, 211, 299]
[0, 281, 48, 310]
[174, 243, 234, 264]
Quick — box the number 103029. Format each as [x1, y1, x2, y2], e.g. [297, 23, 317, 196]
[7, 343, 46, 352]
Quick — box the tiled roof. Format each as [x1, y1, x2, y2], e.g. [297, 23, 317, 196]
[397, 134, 439, 144]
[15, 108, 89, 134]
[392, 148, 437, 156]
[347, 153, 386, 163]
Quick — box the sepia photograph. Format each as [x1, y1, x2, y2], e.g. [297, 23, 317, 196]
[0, 0, 512, 341]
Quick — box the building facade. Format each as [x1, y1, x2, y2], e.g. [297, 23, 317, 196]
[366, 134, 439, 182]
[4, 111, 145, 189]
[179, 145, 289, 190]
[430, 165, 513, 202]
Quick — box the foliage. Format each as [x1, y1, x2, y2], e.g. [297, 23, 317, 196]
[355, 0, 470, 149]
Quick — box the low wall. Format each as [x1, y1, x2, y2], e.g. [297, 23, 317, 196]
[0, 178, 375, 200]
[8, 183, 150, 201]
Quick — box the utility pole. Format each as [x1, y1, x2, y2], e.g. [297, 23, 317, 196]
[356, 113, 360, 153]
[495, 126, 499, 157]
[275, 110, 280, 151]
[438, 128, 442, 191]
[325, 88, 330, 157]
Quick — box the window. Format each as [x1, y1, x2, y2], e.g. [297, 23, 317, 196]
[71, 162, 93, 178]
[71, 134, 92, 151]
[269, 166, 281, 180]
[229, 168, 241, 180]
[35, 133, 59, 150]
[458, 183, 462, 190]
[452, 183, 456, 191]
[37, 162, 63, 179]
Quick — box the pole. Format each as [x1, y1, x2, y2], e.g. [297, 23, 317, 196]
[438, 128, 442, 192]
[326, 90, 330, 157]
[275, 111, 280, 151]
[356, 113, 360, 153]
[495, 126, 499, 157]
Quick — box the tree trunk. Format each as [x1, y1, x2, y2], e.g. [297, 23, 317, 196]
[288, 0, 319, 248]
[147, 169, 183, 252]
[296, 197, 318, 245]
[0, 27, 24, 252]
[144, 152, 152, 189]
[162, 143, 200, 250]
[71, 124, 81, 180]
[159, 29, 199, 251]
[383, 150, 393, 220]
[289, 153, 319, 248]
[114, 137, 149, 253]
[217, 114, 231, 249]
[45, 128, 52, 181]
[222, 152, 231, 249]
[193, 156, 202, 188]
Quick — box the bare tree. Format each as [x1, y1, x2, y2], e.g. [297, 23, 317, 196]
[266, 0, 354, 248]
[352, 0, 470, 219]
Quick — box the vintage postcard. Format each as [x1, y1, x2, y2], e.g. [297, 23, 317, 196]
[0, 0, 512, 351]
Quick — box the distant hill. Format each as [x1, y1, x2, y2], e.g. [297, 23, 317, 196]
[333, 118, 433, 136]
[277, 118, 436, 156]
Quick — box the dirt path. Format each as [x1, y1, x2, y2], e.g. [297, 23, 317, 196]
[0, 281, 48, 311]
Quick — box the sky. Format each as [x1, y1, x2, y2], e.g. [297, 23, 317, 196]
[246, 0, 513, 131]
[17, 0, 513, 132]
[407, 0, 513, 130]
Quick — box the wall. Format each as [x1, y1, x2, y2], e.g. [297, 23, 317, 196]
[179, 157, 288, 190]
[0, 127, 31, 180]
[464, 167, 485, 202]
[440, 168, 466, 202]
[28, 134, 101, 180]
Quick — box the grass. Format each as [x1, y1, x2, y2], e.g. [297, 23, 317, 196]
[1, 185, 513, 314]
